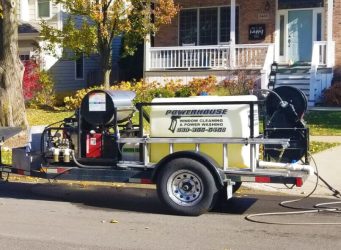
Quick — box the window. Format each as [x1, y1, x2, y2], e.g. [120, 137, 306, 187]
[278, 0, 323, 9]
[75, 54, 84, 80]
[179, 9, 197, 45]
[279, 15, 285, 56]
[37, 0, 51, 18]
[220, 7, 239, 44]
[316, 13, 322, 41]
[199, 8, 218, 45]
[19, 54, 30, 61]
[179, 7, 239, 46]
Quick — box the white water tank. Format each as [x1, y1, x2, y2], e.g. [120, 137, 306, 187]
[149, 95, 259, 168]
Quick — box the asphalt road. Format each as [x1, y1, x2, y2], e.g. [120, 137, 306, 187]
[0, 180, 340, 250]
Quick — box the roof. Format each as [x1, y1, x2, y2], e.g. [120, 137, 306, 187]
[18, 23, 40, 34]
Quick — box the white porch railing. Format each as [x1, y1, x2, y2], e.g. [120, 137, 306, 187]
[311, 41, 327, 67]
[235, 44, 270, 69]
[260, 44, 275, 89]
[309, 41, 335, 106]
[311, 40, 336, 68]
[146, 44, 271, 71]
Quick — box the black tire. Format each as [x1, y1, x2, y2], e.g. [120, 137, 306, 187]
[157, 158, 218, 216]
[233, 182, 242, 193]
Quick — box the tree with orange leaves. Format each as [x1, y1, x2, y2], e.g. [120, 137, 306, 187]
[41, 0, 178, 89]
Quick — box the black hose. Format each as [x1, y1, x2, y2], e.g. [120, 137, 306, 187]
[71, 151, 112, 169]
[245, 152, 341, 225]
[40, 113, 76, 155]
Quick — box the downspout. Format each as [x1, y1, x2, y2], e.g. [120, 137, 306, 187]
[230, 0, 236, 68]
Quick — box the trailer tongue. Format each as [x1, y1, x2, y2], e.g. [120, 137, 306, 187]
[0, 87, 312, 216]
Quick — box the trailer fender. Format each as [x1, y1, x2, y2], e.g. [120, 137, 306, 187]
[152, 151, 224, 188]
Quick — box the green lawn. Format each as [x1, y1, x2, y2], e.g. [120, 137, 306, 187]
[305, 111, 341, 136]
[27, 109, 74, 126]
[310, 141, 340, 154]
[0, 150, 12, 165]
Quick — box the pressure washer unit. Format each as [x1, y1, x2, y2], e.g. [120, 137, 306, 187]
[1, 86, 312, 216]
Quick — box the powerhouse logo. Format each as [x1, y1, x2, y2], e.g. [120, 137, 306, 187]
[165, 109, 228, 133]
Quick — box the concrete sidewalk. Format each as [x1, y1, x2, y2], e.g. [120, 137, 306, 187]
[244, 136, 341, 198]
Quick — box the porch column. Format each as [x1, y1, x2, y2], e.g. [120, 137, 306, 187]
[144, 3, 152, 75]
[143, 35, 151, 74]
[230, 0, 236, 68]
[326, 0, 334, 67]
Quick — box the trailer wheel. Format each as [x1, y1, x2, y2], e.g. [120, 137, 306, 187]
[157, 158, 218, 216]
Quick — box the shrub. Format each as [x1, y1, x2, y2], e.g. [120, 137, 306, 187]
[175, 86, 191, 97]
[323, 82, 341, 106]
[148, 86, 175, 98]
[220, 70, 255, 95]
[63, 75, 218, 110]
[27, 70, 56, 109]
[130, 80, 161, 103]
[23, 61, 56, 109]
[188, 75, 217, 95]
[63, 80, 160, 110]
[23, 60, 40, 101]
[64, 85, 105, 110]
[33, 70, 56, 108]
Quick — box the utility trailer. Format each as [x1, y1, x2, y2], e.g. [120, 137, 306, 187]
[0, 87, 312, 216]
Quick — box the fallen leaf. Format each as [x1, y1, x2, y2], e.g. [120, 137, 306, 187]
[110, 219, 119, 224]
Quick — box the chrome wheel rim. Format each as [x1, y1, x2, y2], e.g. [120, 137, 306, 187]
[166, 170, 204, 206]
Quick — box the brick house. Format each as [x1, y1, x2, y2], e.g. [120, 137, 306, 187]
[144, 0, 340, 106]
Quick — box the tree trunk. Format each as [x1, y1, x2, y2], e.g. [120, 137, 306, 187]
[103, 68, 111, 89]
[0, 0, 28, 128]
[99, 42, 113, 90]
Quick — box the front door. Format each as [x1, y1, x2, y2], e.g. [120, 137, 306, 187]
[287, 10, 313, 63]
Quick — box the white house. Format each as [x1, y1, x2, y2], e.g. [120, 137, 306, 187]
[18, 0, 122, 93]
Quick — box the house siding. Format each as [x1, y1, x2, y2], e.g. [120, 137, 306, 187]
[18, 40, 37, 51]
[111, 37, 122, 81]
[49, 55, 101, 93]
[21, 0, 60, 30]
[50, 37, 122, 93]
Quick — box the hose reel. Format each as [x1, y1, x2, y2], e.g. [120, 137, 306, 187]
[264, 86, 309, 163]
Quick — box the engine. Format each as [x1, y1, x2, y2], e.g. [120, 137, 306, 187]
[41, 90, 139, 166]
